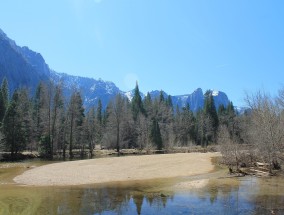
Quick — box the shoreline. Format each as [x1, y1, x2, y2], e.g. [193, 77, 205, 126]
[14, 152, 220, 186]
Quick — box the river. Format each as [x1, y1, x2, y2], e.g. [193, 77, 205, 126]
[0, 159, 284, 215]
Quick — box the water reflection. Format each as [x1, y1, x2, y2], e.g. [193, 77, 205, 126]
[0, 185, 175, 215]
[1, 163, 284, 215]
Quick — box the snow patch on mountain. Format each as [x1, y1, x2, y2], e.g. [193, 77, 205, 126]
[125, 91, 134, 101]
[212, 90, 219, 96]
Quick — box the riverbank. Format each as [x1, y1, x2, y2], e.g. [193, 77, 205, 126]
[14, 152, 220, 186]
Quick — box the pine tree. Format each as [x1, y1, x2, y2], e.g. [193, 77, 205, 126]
[166, 95, 173, 108]
[33, 82, 53, 157]
[2, 90, 26, 159]
[18, 89, 34, 153]
[226, 101, 237, 138]
[96, 99, 103, 146]
[143, 92, 152, 117]
[0, 88, 5, 122]
[218, 104, 227, 126]
[33, 82, 47, 143]
[203, 91, 219, 145]
[227, 101, 235, 116]
[150, 119, 163, 150]
[1, 78, 9, 112]
[131, 82, 144, 120]
[97, 99, 103, 125]
[218, 104, 226, 115]
[159, 91, 165, 103]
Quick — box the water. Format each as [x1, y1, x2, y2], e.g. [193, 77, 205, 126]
[0, 160, 284, 215]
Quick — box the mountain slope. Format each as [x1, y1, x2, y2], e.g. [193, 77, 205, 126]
[0, 29, 48, 93]
[0, 28, 231, 111]
[0, 28, 120, 108]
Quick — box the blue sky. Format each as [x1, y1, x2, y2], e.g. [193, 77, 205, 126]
[0, 0, 284, 106]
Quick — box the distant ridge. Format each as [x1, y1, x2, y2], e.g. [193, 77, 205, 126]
[0, 28, 230, 110]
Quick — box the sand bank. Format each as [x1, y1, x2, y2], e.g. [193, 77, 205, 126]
[14, 153, 219, 186]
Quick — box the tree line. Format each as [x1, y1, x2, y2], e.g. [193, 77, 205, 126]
[0, 78, 283, 172]
[0, 79, 236, 160]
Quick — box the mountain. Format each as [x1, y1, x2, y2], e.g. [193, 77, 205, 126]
[50, 72, 121, 108]
[172, 88, 205, 112]
[0, 28, 120, 108]
[148, 88, 229, 112]
[0, 29, 49, 93]
[0, 28, 231, 111]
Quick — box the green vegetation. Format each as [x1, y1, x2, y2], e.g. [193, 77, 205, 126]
[0, 79, 283, 174]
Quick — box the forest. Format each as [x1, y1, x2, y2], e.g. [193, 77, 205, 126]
[0, 78, 283, 173]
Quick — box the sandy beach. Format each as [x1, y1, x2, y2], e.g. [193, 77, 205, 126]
[14, 153, 219, 186]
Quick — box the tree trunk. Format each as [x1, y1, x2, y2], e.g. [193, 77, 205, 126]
[116, 123, 120, 154]
[69, 114, 74, 159]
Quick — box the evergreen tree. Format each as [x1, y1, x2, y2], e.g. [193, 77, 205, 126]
[97, 99, 103, 125]
[2, 90, 26, 159]
[18, 89, 34, 153]
[0, 88, 5, 122]
[33, 82, 53, 157]
[175, 104, 180, 115]
[143, 92, 152, 116]
[218, 104, 227, 126]
[150, 119, 163, 150]
[33, 82, 48, 143]
[96, 99, 103, 146]
[166, 95, 173, 108]
[1, 78, 9, 112]
[227, 101, 235, 116]
[203, 91, 219, 144]
[218, 104, 226, 115]
[159, 91, 165, 103]
[131, 82, 144, 120]
[174, 103, 195, 146]
[226, 101, 237, 138]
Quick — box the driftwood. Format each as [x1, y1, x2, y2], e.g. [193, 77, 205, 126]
[226, 164, 274, 177]
[256, 162, 269, 167]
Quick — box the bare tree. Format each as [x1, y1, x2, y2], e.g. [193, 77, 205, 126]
[136, 113, 151, 150]
[174, 105, 195, 147]
[66, 90, 84, 159]
[50, 83, 65, 158]
[105, 94, 128, 154]
[277, 87, 284, 109]
[246, 91, 284, 172]
[82, 107, 97, 157]
[218, 125, 241, 172]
